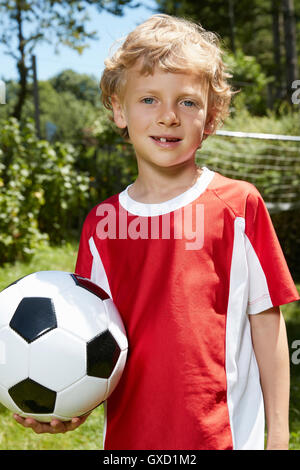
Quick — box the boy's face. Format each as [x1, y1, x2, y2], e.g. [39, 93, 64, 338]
[111, 61, 214, 171]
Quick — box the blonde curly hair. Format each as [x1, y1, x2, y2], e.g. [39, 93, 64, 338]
[100, 14, 234, 140]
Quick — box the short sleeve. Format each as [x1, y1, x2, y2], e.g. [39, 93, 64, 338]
[75, 207, 113, 298]
[245, 188, 299, 315]
[75, 216, 94, 280]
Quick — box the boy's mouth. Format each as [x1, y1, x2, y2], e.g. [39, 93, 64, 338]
[151, 136, 182, 143]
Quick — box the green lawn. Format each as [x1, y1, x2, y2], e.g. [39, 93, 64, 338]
[0, 241, 299, 449]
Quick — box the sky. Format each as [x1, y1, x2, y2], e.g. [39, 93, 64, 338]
[0, 0, 158, 82]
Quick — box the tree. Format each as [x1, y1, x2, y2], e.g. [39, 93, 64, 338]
[153, 0, 261, 53]
[282, 0, 298, 102]
[49, 69, 100, 106]
[154, 0, 299, 110]
[271, 0, 283, 101]
[0, 0, 136, 120]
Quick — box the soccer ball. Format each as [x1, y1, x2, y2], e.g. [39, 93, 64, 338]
[0, 271, 128, 422]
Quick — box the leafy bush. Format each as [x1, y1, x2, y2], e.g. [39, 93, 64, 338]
[78, 110, 138, 209]
[36, 139, 90, 244]
[0, 117, 90, 262]
[224, 49, 271, 115]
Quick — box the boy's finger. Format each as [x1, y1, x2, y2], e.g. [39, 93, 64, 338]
[13, 414, 35, 429]
[13, 413, 24, 424]
[14, 415, 43, 433]
[50, 418, 69, 433]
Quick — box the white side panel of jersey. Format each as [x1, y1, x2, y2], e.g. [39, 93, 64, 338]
[88, 236, 111, 449]
[245, 235, 273, 315]
[225, 217, 265, 450]
[88, 236, 112, 298]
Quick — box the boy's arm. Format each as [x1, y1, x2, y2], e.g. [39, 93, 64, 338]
[249, 306, 290, 450]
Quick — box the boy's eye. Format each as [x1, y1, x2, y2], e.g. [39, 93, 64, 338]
[182, 100, 195, 107]
[142, 97, 154, 104]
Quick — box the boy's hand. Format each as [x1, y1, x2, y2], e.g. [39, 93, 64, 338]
[13, 412, 90, 434]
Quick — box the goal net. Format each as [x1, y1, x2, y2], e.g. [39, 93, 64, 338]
[198, 130, 300, 214]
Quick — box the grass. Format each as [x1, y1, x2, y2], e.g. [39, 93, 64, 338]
[0, 241, 299, 449]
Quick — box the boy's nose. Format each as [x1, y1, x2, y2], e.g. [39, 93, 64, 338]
[157, 108, 180, 127]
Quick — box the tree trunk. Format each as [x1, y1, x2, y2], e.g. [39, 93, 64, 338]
[12, 1, 29, 120]
[228, 0, 236, 54]
[281, 0, 298, 103]
[271, 0, 283, 102]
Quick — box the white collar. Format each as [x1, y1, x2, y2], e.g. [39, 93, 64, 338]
[118, 166, 215, 216]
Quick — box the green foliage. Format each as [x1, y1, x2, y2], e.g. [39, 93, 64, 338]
[0, 118, 47, 262]
[0, 117, 90, 262]
[0, 107, 136, 263]
[0, 78, 100, 144]
[36, 139, 90, 244]
[225, 49, 271, 115]
[271, 207, 300, 282]
[22, 80, 100, 144]
[49, 69, 101, 106]
[0, 0, 136, 120]
[74, 106, 138, 210]
[154, 0, 300, 110]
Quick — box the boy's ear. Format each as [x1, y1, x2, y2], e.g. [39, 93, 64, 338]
[203, 113, 215, 136]
[200, 114, 216, 146]
[111, 95, 127, 129]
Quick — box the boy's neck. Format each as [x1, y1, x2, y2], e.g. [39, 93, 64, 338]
[128, 162, 202, 204]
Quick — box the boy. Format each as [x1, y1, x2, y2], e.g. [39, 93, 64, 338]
[14, 14, 299, 450]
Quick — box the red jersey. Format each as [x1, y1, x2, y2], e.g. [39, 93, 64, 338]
[75, 166, 299, 450]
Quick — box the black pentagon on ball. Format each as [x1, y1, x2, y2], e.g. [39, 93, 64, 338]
[9, 297, 57, 343]
[9, 378, 56, 414]
[87, 330, 121, 379]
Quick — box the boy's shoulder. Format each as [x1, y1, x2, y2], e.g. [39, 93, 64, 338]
[81, 192, 119, 234]
[208, 171, 264, 219]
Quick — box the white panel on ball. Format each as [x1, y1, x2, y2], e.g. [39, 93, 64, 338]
[0, 328, 28, 388]
[18, 271, 76, 299]
[104, 299, 128, 351]
[54, 375, 108, 418]
[29, 329, 86, 391]
[56, 286, 108, 341]
[0, 285, 22, 329]
[106, 349, 128, 400]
